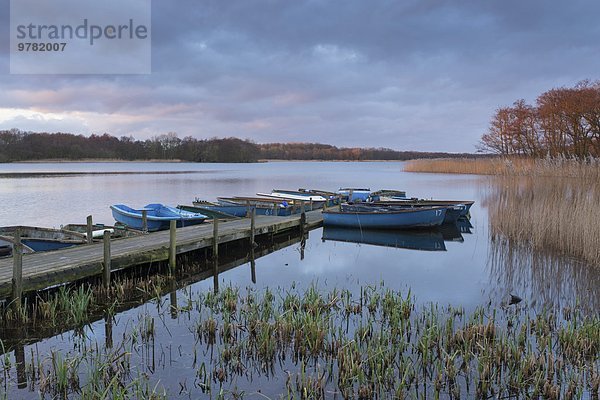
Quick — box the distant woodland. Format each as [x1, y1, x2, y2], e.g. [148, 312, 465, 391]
[480, 80, 600, 158]
[0, 129, 474, 163]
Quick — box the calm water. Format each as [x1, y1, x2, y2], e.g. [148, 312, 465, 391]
[0, 162, 596, 398]
[0, 161, 494, 306]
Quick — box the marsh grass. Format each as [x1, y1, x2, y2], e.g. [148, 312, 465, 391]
[404, 156, 600, 178]
[0, 283, 598, 398]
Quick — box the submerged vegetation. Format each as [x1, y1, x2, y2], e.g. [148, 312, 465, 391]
[1, 282, 598, 399]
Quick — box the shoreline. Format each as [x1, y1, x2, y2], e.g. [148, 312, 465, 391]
[10, 158, 186, 164]
[6, 158, 411, 164]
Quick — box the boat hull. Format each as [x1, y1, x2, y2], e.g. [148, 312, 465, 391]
[342, 203, 461, 223]
[374, 200, 474, 217]
[0, 226, 86, 253]
[323, 207, 446, 229]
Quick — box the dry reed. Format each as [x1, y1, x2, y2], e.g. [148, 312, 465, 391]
[405, 157, 600, 266]
[484, 177, 600, 267]
[404, 156, 600, 179]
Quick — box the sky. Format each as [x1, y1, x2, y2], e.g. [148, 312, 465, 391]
[0, 0, 599, 153]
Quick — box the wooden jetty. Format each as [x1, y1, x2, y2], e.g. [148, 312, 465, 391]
[0, 209, 323, 300]
[0, 229, 308, 355]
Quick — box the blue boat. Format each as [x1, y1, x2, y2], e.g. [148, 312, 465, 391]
[322, 206, 447, 229]
[110, 204, 208, 231]
[218, 197, 307, 215]
[337, 188, 371, 202]
[373, 200, 474, 218]
[341, 203, 463, 223]
[0, 226, 86, 252]
[322, 226, 446, 251]
[191, 200, 293, 217]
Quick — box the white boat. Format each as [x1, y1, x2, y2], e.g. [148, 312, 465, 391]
[256, 192, 327, 202]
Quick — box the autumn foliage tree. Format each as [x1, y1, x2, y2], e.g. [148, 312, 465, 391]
[480, 81, 600, 158]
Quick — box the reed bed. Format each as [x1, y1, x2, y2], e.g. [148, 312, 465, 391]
[404, 157, 600, 179]
[1, 283, 597, 399]
[484, 177, 600, 267]
[405, 156, 600, 267]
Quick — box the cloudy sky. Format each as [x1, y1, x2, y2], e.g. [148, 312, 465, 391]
[0, 0, 599, 152]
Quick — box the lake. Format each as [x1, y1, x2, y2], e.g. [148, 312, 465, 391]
[0, 161, 596, 399]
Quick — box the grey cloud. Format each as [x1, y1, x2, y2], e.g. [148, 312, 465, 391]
[1, 0, 599, 151]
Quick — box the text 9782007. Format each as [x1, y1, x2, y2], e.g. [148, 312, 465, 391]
[17, 42, 67, 52]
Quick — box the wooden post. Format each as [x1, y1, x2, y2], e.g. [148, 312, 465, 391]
[213, 259, 219, 294]
[245, 201, 250, 217]
[86, 215, 93, 245]
[169, 220, 176, 274]
[338, 195, 343, 211]
[169, 279, 178, 319]
[250, 249, 256, 284]
[104, 315, 113, 349]
[141, 209, 148, 233]
[309, 199, 313, 211]
[300, 207, 306, 235]
[349, 189, 354, 202]
[273, 202, 278, 216]
[212, 218, 219, 259]
[250, 208, 256, 247]
[300, 234, 306, 261]
[11, 228, 23, 307]
[103, 230, 111, 289]
[14, 343, 26, 389]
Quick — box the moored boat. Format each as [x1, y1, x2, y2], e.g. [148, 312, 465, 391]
[295, 188, 341, 206]
[368, 189, 407, 201]
[110, 203, 208, 231]
[372, 200, 474, 217]
[256, 192, 326, 208]
[322, 206, 447, 229]
[0, 244, 11, 257]
[216, 196, 306, 215]
[179, 204, 242, 219]
[341, 202, 463, 223]
[61, 223, 143, 239]
[0, 226, 87, 252]
[267, 190, 327, 202]
[337, 188, 371, 202]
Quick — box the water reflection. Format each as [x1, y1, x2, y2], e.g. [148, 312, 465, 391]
[322, 220, 471, 252]
[323, 226, 447, 251]
[486, 238, 600, 313]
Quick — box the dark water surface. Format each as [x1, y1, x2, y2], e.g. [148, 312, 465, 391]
[0, 162, 596, 398]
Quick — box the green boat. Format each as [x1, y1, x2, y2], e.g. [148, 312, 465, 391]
[178, 204, 241, 220]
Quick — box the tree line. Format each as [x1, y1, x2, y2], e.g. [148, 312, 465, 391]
[0, 130, 258, 163]
[0, 129, 475, 162]
[480, 80, 600, 158]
